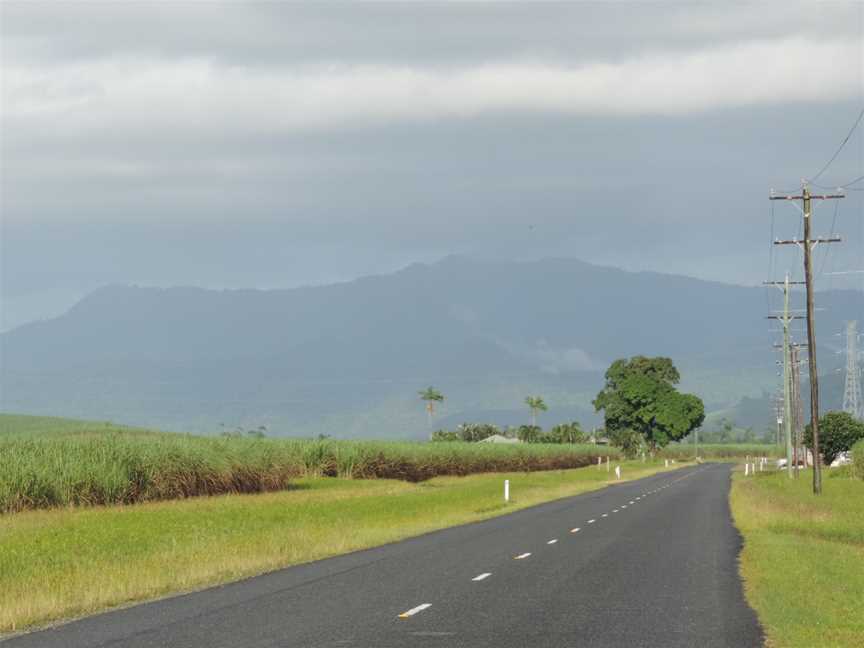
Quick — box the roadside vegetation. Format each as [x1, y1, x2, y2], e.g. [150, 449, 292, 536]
[731, 467, 864, 647]
[0, 414, 616, 513]
[659, 443, 783, 460]
[431, 421, 586, 444]
[804, 411, 864, 465]
[0, 458, 685, 634]
[854, 439, 864, 479]
[593, 356, 705, 456]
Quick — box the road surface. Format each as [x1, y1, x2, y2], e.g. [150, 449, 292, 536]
[4, 463, 762, 647]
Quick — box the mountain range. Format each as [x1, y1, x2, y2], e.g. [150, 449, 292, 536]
[2, 256, 860, 438]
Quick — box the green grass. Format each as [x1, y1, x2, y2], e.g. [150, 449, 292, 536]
[731, 468, 864, 647]
[0, 459, 683, 634]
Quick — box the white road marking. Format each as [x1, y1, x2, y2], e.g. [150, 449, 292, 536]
[612, 509, 619, 513]
[547, 539, 558, 545]
[629, 500, 635, 504]
[588, 519, 596, 524]
[602, 513, 608, 517]
[472, 573, 492, 581]
[514, 552, 532, 560]
[621, 505, 627, 509]
[570, 527, 580, 533]
[399, 603, 431, 618]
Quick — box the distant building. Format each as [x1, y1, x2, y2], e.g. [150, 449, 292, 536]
[478, 434, 521, 444]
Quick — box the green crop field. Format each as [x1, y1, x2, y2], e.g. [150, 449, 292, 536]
[660, 442, 783, 460]
[731, 467, 864, 648]
[0, 413, 619, 513]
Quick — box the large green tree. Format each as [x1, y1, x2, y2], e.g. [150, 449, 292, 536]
[804, 411, 864, 465]
[593, 356, 704, 453]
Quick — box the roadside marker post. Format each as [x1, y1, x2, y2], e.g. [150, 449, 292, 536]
[615, 465, 621, 480]
[745, 463, 750, 476]
[597, 456, 602, 469]
[504, 479, 510, 502]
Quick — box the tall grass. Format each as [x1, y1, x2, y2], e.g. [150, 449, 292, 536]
[0, 427, 616, 513]
[659, 443, 783, 460]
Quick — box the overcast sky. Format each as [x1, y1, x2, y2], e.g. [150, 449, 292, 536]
[2, 1, 864, 330]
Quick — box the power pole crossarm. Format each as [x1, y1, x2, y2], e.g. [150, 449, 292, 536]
[768, 183, 845, 494]
[770, 192, 845, 200]
[773, 237, 842, 246]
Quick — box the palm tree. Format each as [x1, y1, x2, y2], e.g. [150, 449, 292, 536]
[525, 395, 548, 427]
[419, 386, 445, 426]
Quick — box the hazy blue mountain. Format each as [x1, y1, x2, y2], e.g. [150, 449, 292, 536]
[2, 256, 859, 438]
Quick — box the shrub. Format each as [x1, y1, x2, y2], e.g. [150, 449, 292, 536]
[543, 422, 586, 444]
[456, 423, 501, 442]
[430, 430, 461, 442]
[804, 411, 864, 465]
[517, 425, 542, 443]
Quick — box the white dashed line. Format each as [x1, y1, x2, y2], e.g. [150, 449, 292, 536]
[588, 519, 596, 524]
[570, 527, 581, 533]
[472, 573, 492, 582]
[612, 509, 619, 513]
[514, 552, 532, 560]
[399, 603, 431, 618]
[621, 505, 627, 509]
[547, 539, 558, 545]
[629, 500, 635, 504]
[602, 513, 609, 517]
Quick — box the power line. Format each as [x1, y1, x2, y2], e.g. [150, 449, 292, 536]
[817, 200, 841, 280]
[808, 106, 864, 183]
[811, 174, 864, 190]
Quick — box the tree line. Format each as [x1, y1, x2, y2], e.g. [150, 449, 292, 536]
[422, 355, 706, 454]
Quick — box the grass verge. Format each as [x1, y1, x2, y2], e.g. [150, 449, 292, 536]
[1, 459, 681, 634]
[730, 468, 864, 647]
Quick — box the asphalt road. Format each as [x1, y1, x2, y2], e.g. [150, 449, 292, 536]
[5, 463, 763, 648]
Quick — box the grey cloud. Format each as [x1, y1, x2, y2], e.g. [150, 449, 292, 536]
[1, 1, 863, 331]
[3, 2, 860, 66]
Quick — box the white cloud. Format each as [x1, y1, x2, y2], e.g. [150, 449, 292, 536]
[4, 37, 861, 145]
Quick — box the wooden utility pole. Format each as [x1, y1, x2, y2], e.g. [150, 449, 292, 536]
[770, 183, 843, 494]
[766, 275, 805, 478]
[791, 344, 806, 478]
